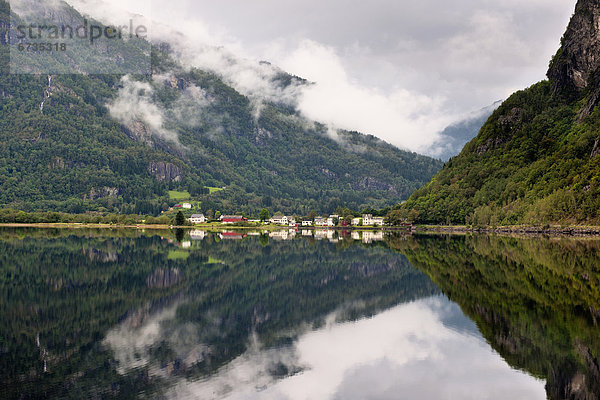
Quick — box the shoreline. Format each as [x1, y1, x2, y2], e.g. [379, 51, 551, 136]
[415, 224, 600, 237]
[2, 223, 600, 237]
[0, 223, 410, 231]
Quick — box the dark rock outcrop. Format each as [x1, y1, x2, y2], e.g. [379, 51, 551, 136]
[147, 161, 183, 182]
[84, 186, 120, 201]
[548, 0, 600, 116]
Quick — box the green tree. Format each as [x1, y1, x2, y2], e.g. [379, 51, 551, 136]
[259, 208, 270, 222]
[175, 211, 185, 226]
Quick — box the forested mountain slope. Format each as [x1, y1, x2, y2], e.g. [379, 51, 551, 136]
[401, 0, 600, 225]
[0, 0, 442, 216]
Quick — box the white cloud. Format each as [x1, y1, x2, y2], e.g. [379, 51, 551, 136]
[274, 40, 453, 154]
[108, 75, 180, 144]
[61, 0, 576, 156]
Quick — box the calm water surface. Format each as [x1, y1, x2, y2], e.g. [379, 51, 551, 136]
[1, 228, 599, 399]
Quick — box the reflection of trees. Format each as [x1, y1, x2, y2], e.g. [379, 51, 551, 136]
[0, 230, 439, 399]
[393, 234, 600, 400]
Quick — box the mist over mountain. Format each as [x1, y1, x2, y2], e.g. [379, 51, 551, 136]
[0, 0, 443, 216]
[435, 101, 502, 161]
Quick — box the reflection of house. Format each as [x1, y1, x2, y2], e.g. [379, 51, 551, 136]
[315, 229, 335, 240]
[181, 241, 191, 249]
[188, 214, 206, 224]
[220, 215, 247, 224]
[362, 231, 385, 243]
[362, 214, 384, 226]
[351, 231, 361, 240]
[189, 230, 206, 240]
[302, 220, 313, 226]
[302, 230, 313, 236]
[314, 217, 327, 227]
[269, 230, 296, 240]
[218, 231, 247, 240]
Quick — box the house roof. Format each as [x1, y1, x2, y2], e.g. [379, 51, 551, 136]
[190, 214, 204, 218]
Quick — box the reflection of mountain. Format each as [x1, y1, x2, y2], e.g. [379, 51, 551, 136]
[0, 230, 438, 399]
[392, 235, 600, 400]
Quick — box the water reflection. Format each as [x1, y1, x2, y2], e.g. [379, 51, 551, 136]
[163, 297, 544, 400]
[0, 229, 599, 399]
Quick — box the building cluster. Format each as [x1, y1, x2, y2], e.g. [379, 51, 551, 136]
[186, 213, 385, 227]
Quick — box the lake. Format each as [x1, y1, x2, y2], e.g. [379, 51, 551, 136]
[1, 228, 599, 399]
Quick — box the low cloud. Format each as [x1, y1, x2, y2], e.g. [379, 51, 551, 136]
[108, 75, 180, 145]
[273, 40, 452, 155]
[61, 0, 575, 156]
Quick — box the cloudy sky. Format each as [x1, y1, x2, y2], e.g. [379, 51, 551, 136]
[66, 0, 576, 155]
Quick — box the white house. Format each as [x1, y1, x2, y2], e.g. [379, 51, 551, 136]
[270, 215, 288, 225]
[327, 215, 339, 227]
[188, 214, 206, 224]
[270, 216, 296, 226]
[182, 203, 192, 209]
[363, 214, 385, 226]
[373, 217, 385, 226]
[351, 218, 361, 226]
[302, 220, 313, 226]
[314, 217, 327, 227]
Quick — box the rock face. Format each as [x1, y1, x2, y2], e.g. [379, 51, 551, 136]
[147, 161, 183, 182]
[85, 187, 120, 201]
[548, 0, 600, 115]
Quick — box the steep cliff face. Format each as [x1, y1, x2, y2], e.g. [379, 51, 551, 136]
[548, 0, 600, 117]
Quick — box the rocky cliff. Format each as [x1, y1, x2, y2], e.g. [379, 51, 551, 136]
[548, 0, 600, 116]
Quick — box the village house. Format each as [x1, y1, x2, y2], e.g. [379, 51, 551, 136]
[314, 217, 327, 227]
[351, 217, 361, 226]
[270, 216, 297, 226]
[327, 215, 339, 227]
[270, 215, 288, 225]
[362, 214, 385, 226]
[188, 214, 206, 224]
[302, 220, 313, 226]
[220, 215, 247, 224]
[182, 203, 192, 209]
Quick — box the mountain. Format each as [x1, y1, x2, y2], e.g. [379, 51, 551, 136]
[435, 101, 502, 161]
[400, 0, 600, 226]
[0, 0, 443, 216]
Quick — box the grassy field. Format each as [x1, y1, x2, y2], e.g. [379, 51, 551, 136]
[206, 187, 224, 194]
[169, 190, 191, 200]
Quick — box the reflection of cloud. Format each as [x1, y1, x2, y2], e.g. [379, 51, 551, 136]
[103, 300, 211, 376]
[167, 297, 545, 400]
[103, 303, 179, 374]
